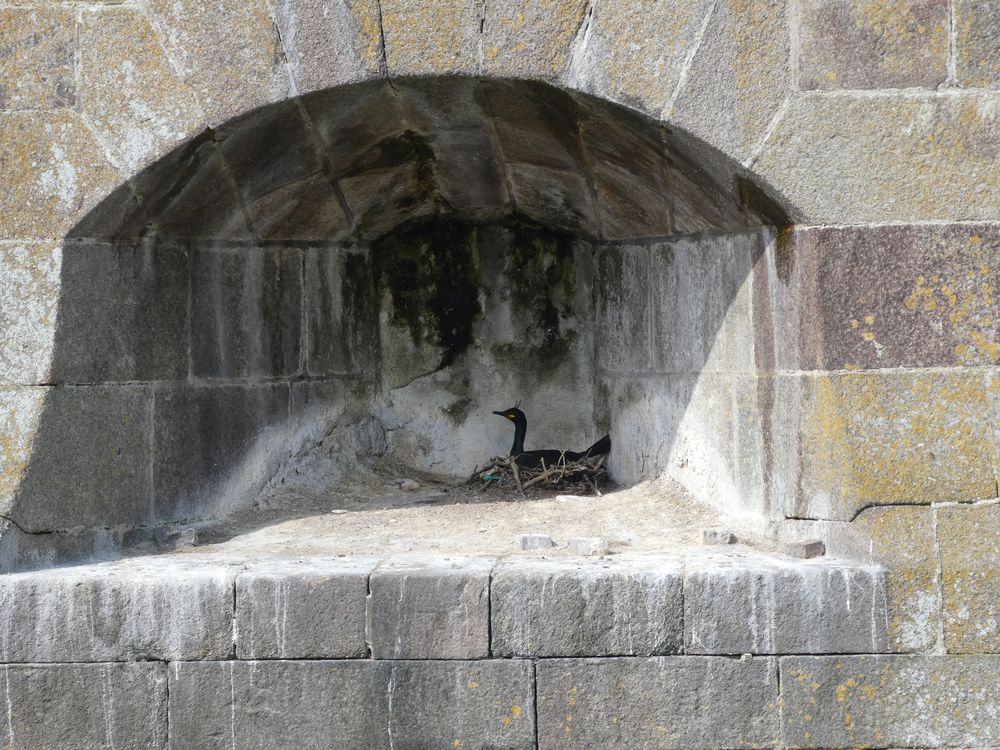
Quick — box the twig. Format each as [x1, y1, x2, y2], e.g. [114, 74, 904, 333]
[508, 457, 525, 497]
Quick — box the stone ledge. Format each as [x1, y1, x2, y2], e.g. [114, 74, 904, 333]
[0, 559, 238, 662]
[685, 548, 889, 655]
[491, 555, 683, 657]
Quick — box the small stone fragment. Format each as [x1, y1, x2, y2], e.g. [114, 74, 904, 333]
[784, 539, 826, 559]
[398, 479, 421, 491]
[516, 533, 555, 551]
[703, 528, 738, 545]
[567, 537, 609, 556]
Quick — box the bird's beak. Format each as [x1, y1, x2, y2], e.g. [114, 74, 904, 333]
[492, 410, 511, 420]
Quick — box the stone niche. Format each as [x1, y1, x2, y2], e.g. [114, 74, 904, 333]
[0, 76, 789, 570]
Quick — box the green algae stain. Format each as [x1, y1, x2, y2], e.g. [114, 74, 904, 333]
[373, 222, 481, 369]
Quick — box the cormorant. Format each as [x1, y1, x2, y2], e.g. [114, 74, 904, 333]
[492, 407, 611, 469]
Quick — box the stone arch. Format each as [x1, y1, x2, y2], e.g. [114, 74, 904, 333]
[0, 74, 792, 569]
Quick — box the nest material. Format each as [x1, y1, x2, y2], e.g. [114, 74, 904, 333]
[471, 453, 609, 496]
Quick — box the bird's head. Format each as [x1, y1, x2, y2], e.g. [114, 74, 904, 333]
[492, 406, 525, 423]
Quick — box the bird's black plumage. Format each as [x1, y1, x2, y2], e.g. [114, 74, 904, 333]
[492, 407, 611, 469]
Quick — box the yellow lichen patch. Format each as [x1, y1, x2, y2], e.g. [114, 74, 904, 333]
[0, 8, 76, 111]
[802, 370, 997, 516]
[511, 705, 523, 718]
[0, 111, 121, 240]
[467, 681, 479, 689]
[381, 0, 479, 75]
[483, 0, 589, 77]
[856, 0, 949, 81]
[79, 7, 205, 173]
[452, 739, 462, 748]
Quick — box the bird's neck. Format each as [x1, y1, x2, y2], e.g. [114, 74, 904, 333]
[510, 417, 527, 456]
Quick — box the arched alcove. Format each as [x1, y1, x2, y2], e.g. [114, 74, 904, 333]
[0, 76, 791, 570]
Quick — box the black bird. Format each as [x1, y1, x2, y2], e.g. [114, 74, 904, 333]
[493, 407, 611, 469]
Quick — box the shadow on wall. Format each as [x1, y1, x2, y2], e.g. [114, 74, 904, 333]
[0, 76, 791, 571]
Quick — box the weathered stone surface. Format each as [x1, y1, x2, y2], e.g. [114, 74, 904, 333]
[0, 7, 75, 111]
[783, 539, 825, 558]
[482, 0, 588, 80]
[596, 245, 651, 372]
[80, 8, 205, 173]
[507, 162, 598, 237]
[169, 659, 535, 750]
[755, 93, 1000, 224]
[190, 245, 302, 379]
[684, 549, 888, 654]
[6, 384, 151, 531]
[381, 0, 481, 76]
[670, 0, 791, 162]
[782, 655, 1000, 748]
[0, 111, 121, 240]
[758, 225, 1000, 370]
[798, 0, 948, 90]
[771, 369, 998, 521]
[305, 245, 380, 376]
[515, 533, 555, 551]
[51, 240, 190, 383]
[492, 557, 683, 657]
[651, 234, 757, 375]
[236, 558, 375, 659]
[145, 0, 291, 125]
[338, 161, 438, 241]
[956, 0, 1000, 87]
[131, 134, 253, 240]
[0, 559, 236, 661]
[851, 505, 941, 652]
[567, 0, 714, 115]
[0, 386, 45, 519]
[0, 242, 60, 384]
[152, 383, 289, 523]
[274, 0, 383, 95]
[938, 502, 1000, 653]
[0, 663, 167, 749]
[536, 656, 779, 748]
[566, 537, 609, 556]
[248, 173, 353, 241]
[367, 557, 493, 659]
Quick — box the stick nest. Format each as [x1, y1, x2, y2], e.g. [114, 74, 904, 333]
[469, 453, 609, 497]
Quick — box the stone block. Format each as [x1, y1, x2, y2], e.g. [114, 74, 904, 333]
[784, 539, 825, 558]
[0, 111, 121, 240]
[798, 0, 948, 90]
[216, 100, 324, 209]
[669, 0, 791, 163]
[506, 163, 598, 238]
[80, 8, 205, 173]
[703, 528, 737, 545]
[0, 386, 45, 520]
[492, 557, 683, 657]
[568, 0, 714, 115]
[338, 160, 438, 241]
[305, 245, 380, 377]
[937, 502, 1000, 653]
[516, 533, 556, 551]
[0, 7, 76, 111]
[0, 242, 60, 384]
[152, 382, 289, 523]
[956, 0, 1000, 87]
[367, 557, 493, 659]
[651, 234, 758, 375]
[248, 172, 353, 241]
[236, 558, 375, 659]
[50, 240, 190, 383]
[145, 0, 290, 125]
[781, 655, 1000, 748]
[169, 659, 535, 750]
[381, 0, 481, 76]
[770, 369, 997, 521]
[0, 663, 167, 749]
[4, 384, 151, 532]
[536, 656, 779, 748]
[131, 133, 254, 240]
[684, 549, 888, 654]
[274, 0, 383, 95]
[427, 127, 510, 217]
[596, 245, 651, 372]
[757, 225, 1000, 371]
[755, 93, 1000, 224]
[567, 537, 609, 556]
[482, 0, 589, 80]
[190, 245, 302, 379]
[852, 505, 941, 652]
[0, 558, 236, 661]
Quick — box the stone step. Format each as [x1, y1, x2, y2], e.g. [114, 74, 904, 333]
[0, 547, 888, 662]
